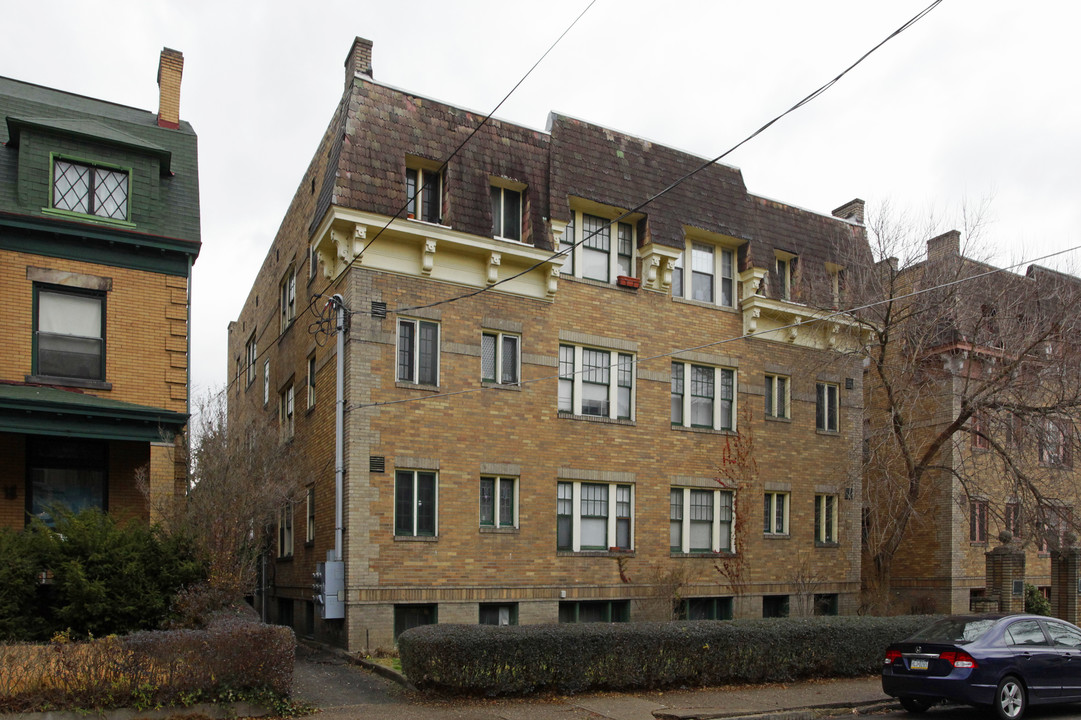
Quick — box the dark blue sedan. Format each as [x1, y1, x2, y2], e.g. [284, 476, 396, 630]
[882, 614, 1081, 719]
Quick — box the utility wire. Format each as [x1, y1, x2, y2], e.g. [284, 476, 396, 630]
[391, 0, 944, 315]
[347, 242, 1081, 411]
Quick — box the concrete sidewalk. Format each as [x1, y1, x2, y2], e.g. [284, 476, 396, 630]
[298, 645, 897, 720]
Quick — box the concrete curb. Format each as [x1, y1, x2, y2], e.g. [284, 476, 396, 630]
[348, 655, 416, 691]
[653, 697, 898, 720]
[0, 701, 271, 720]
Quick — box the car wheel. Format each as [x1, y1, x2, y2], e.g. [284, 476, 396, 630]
[995, 675, 1026, 720]
[900, 696, 934, 713]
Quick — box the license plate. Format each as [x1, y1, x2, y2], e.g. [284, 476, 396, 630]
[910, 659, 930, 671]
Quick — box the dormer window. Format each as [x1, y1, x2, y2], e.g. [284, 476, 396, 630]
[491, 184, 523, 242]
[52, 158, 129, 221]
[775, 251, 797, 301]
[406, 165, 442, 224]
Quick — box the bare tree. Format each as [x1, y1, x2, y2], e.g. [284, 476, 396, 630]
[838, 203, 1081, 612]
[153, 390, 298, 602]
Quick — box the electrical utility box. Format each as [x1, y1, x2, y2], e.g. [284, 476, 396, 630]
[313, 552, 345, 620]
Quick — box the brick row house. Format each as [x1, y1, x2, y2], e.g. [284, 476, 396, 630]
[0, 50, 200, 529]
[228, 37, 870, 650]
[862, 231, 1081, 614]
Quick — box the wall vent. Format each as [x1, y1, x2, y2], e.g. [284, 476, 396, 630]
[369, 456, 386, 473]
[371, 301, 387, 318]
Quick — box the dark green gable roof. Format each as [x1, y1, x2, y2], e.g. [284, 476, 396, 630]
[0, 75, 200, 264]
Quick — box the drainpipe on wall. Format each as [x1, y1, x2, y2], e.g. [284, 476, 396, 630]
[333, 294, 345, 563]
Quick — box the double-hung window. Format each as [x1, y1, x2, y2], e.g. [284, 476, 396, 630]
[765, 374, 789, 419]
[278, 502, 294, 558]
[559, 345, 634, 420]
[969, 498, 988, 543]
[672, 241, 735, 307]
[816, 382, 839, 432]
[670, 487, 733, 553]
[556, 481, 633, 552]
[406, 165, 442, 224]
[481, 332, 519, 385]
[395, 470, 437, 537]
[306, 486, 315, 544]
[814, 494, 837, 544]
[763, 491, 789, 535]
[1005, 501, 1022, 539]
[280, 383, 294, 440]
[307, 355, 316, 409]
[558, 211, 635, 283]
[491, 185, 523, 242]
[671, 362, 735, 431]
[398, 318, 439, 385]
[1039, 419, 1072, 467]
[280, 266, 296, 331]
[34, 286, 105, 381]
[480, 476, 517, 528]
[263, 359, 270, 406]
[52, 158, 129, 221]
[245, 334, 257, 386]
[775, 252, 797, 301]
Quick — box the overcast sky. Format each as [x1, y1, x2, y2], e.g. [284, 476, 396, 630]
[4, 1, 1080, 397]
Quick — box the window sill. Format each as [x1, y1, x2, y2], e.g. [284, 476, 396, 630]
[406, 217, 449, 229]
[764, 414, 791, 423]
[26, 374, 112, 391]
[557, 274, 625, 291]
[672, 296, 738, 313]
[970, 541, 989, 547]
[763, 533, 790, 540]
[42, 207, 136, 229]
[304, 541, 314, 549]
[396, 381, 440, 392]
[278, 320, 296, 340]
[671, 424, 734, 436]
[494, 235, 532, 246]
[276, 555, 294, 563]
[558, 412, 635, 426]
[557, 549, 634, 558]
[479, 526, 519, 535]
[814, 541, 841, 549]
[481, 381, 522, 391]
[671, 551, 735, 558]
[394, 535, 438, 542]
[816, 429, 841, 437]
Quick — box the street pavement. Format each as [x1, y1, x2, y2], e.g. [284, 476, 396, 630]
[293, 643, 897, 720]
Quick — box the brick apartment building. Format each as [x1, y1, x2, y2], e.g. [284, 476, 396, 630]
[228, 37, 871, 650]
[0, 50, 200, 529]
[862, 230, 1081, 614]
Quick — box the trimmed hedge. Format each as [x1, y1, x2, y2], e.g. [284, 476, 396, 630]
[399, 615, 940, 696]
[0, 613, 295, 713]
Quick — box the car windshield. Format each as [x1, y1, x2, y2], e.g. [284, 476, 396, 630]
[908, 618, 997, 644]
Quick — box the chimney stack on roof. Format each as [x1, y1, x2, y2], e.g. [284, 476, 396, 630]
[832, 198, 865, 225]
[927, 230, 961, 263]
[156, 47, 184, 129]
[345, 37, 374, 89]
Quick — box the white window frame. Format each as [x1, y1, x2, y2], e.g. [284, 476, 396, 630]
[558, 210, 635, 283]
[671, 362, 735, 431]
[479, 476, 518, 528]
[670, 487, 734, 554]
[775, 251, 797, 301]
[765, 374, 789, 419]
[816, 382, 839, 433]
[397, 318, 440, 385]
[307, 354, 316, 409]
[278, 502, 294, 557]
[490, 184, 523, 242]
[245, 334, 257, 386]
[280, 265, 296, 332]
[281, 383, 294, 440]
[309, 242, 319, 282]
[481, 331, 520, 385]
[263, 359, 270, 407]
[764, 491, 789, 535]
[306, 486, 315, 544]
[556, 480, 634, 552]
[406, 165, 442, 224]
[672, 240, 735, 308]
[814, 493, 837, 544]
[558, 344, 634, 420]
[1039, 418, 1072, 467]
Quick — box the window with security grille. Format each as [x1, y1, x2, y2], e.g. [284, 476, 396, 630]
[481, 332, 519, 385]
[53, 159, 129, 221]
[765, 374, 789, 419]
[480, 476, 516, 528]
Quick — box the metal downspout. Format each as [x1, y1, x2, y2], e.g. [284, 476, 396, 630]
[333, 294, 345, 563]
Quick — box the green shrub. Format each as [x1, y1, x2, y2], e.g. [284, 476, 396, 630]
[399, 615, 939, 696]
[1025, 583, 1051, 616]
[1, 508, 206, 641]
[0, 614, 295, 713]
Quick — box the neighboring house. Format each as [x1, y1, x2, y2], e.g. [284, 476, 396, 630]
[0, 50, 200, 529]
[228, 37, 870, 650]
[861, 231, 1081, 614]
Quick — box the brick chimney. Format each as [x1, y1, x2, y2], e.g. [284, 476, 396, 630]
[156, 47, 184, 129]
[832, 198, 865, 224]
[345, 36, 374, 89]
[927, 230, 961, 263]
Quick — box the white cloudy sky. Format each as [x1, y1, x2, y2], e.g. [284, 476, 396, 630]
[4, 1, 1080, 396]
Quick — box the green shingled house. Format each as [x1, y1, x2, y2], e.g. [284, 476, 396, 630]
[0, 48, 200, 528]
